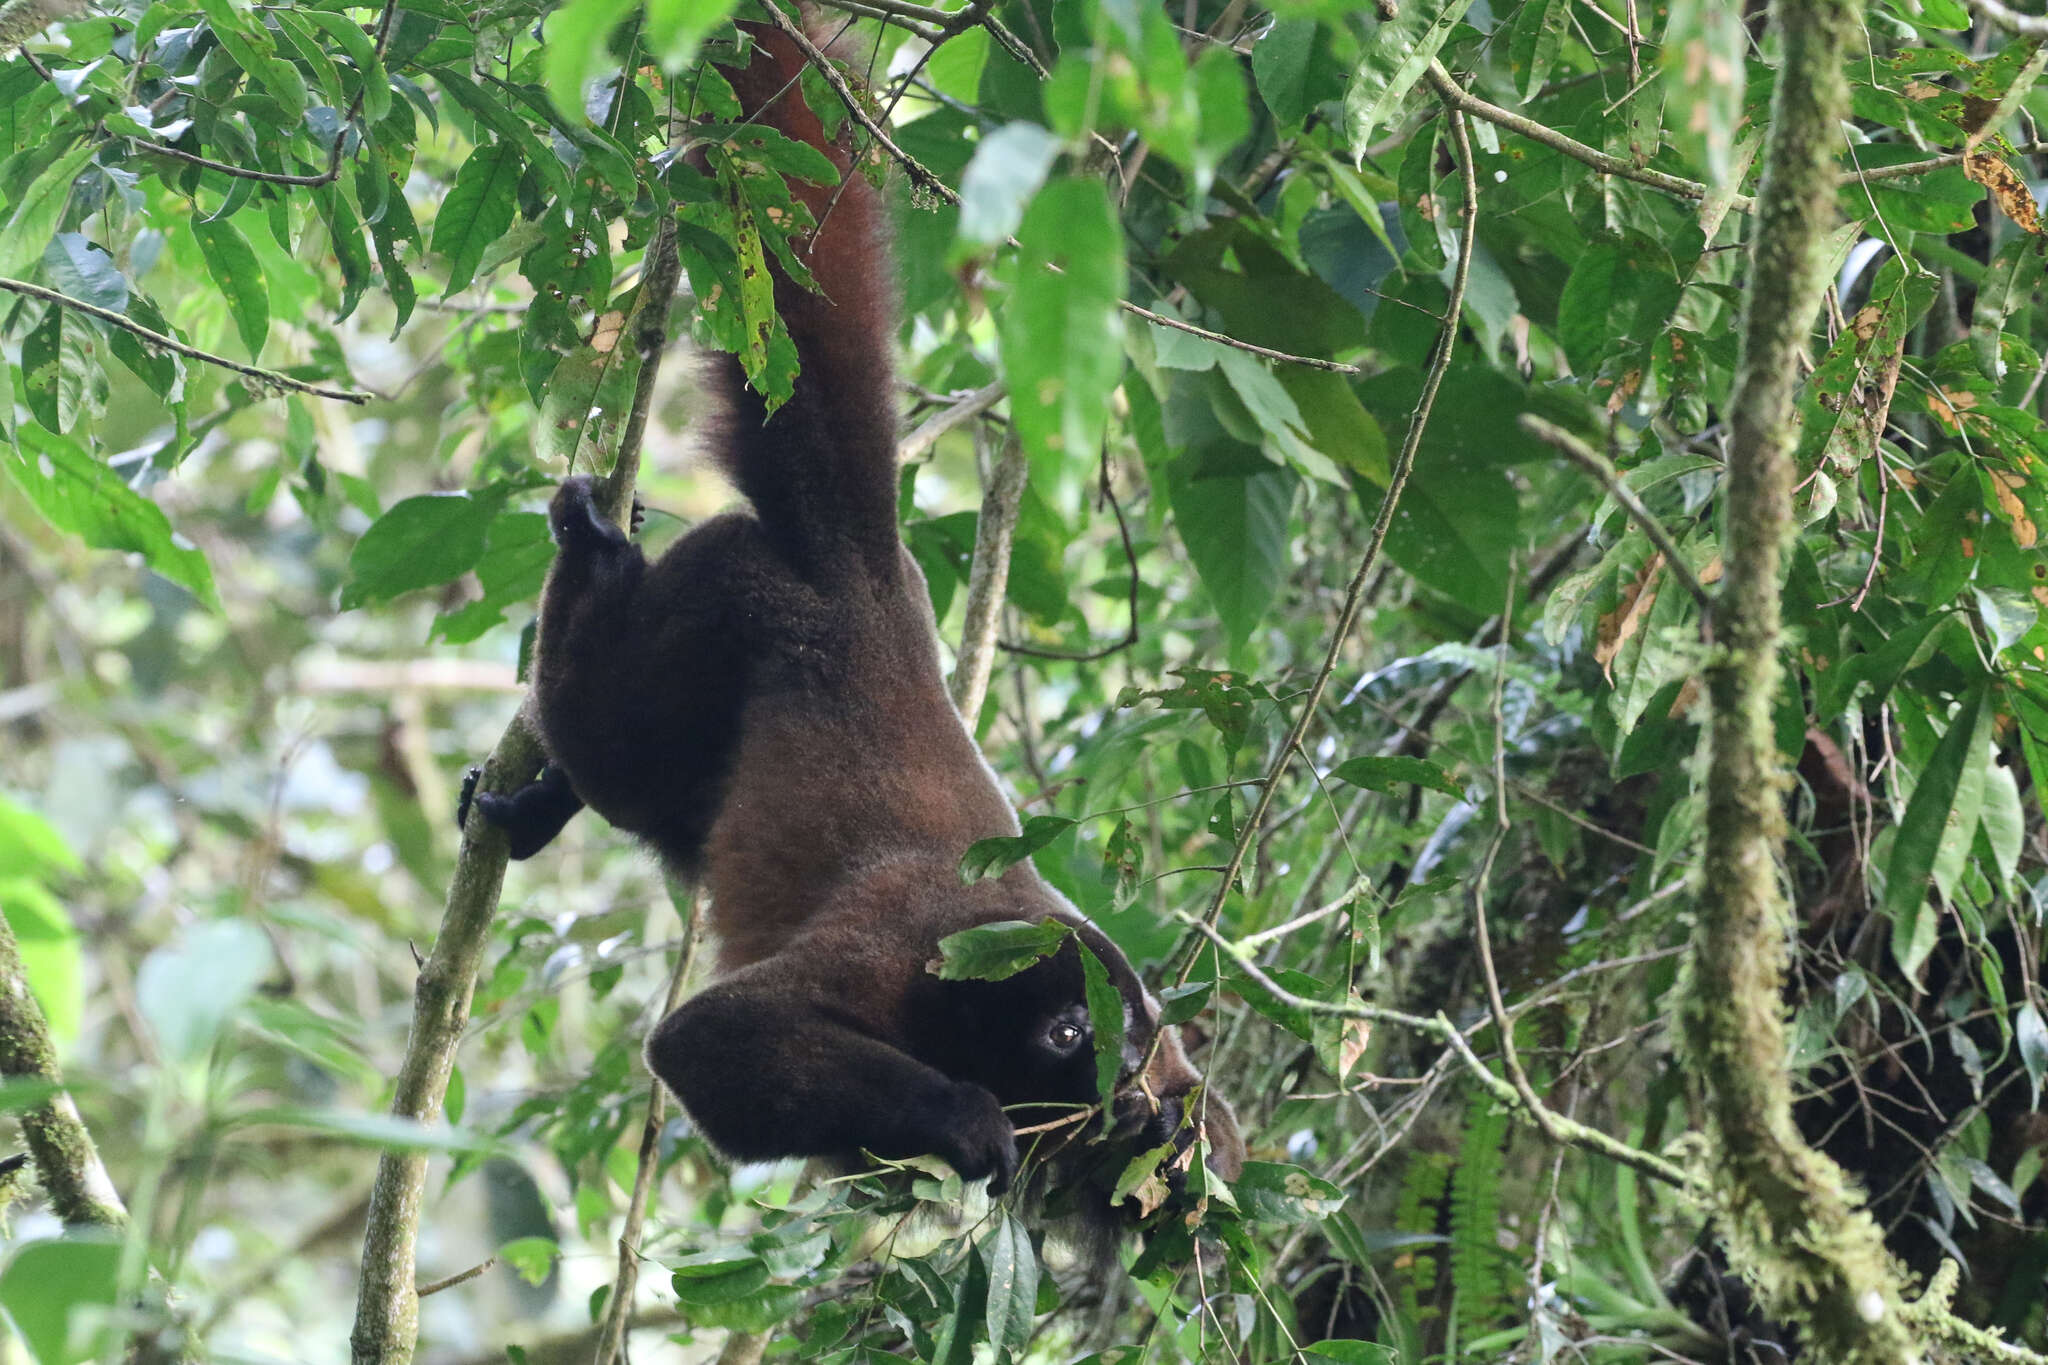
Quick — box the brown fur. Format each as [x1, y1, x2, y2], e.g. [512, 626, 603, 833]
[474, 13, 1242, 1214]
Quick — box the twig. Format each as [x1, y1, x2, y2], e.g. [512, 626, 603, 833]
[898, 380, 1004, 462]
[0, 0, 83, 47]
[1424, 61, 1753, 213]
[1961, 0, 2048, 36]
[949, 431, 1028, 722]
[592, 886, 705, 1365]
[0, 277, 373, 403]
[1471, 553, 1557, 1140]
[1172, 912, 1696, 1190]
[0, 909, 127, 1226]
[1119, 299, 1362, 373]
[1518, 415, 1714, 613]
[416, 1259, 495, 1298]
[1174, 88, 1480, 979]
[348, 219, 687, 1365]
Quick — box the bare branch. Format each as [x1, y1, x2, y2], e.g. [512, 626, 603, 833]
[949, 432, 1028, 723]
[0, 277, 374, 403]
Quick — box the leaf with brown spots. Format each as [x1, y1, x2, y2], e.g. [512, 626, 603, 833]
[1965, 151, 2044, 234]
[1596, 551, 1665, 680]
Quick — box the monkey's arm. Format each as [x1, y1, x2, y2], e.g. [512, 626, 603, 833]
[647, 977, 1020, 1193]
[459, 763, 586, 860]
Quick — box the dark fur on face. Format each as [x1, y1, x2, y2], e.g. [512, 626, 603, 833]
[471, 11, 1242, 1228]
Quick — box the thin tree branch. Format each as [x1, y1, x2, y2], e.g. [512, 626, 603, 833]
[0, 909, 127, 1227]
[592, 885, 704, 1365]
[1174, 89, 1480, 978]
[1961, 0, 2048, 36]
[1681, 1, 1922, 1358]
[949, 431, 1028, 723]
[1518, 414, 1714, 613]
[0, 277, 374, 403]
[898, 380, 1004, 462]
[348, 220, 685, 1365]
[1119, 300, 1362, 373]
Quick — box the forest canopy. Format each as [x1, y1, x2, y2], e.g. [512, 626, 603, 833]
[2, 0, 2048, 1363]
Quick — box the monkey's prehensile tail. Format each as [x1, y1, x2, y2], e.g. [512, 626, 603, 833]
[712, 19, 902, 578]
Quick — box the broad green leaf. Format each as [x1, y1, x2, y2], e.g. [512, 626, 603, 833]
[0, 141, 93, 276]
[195, 0, 309, 124]
[999, 178, 1125, 467]
[1884, 685, 1990, 978]
[2017, 1003, 2047, 1109]
[300, 9, 394, 123]
[1306, 1344, 1399, 1365]
[980, 1213, 1039, 1354]
[191, 217, 270, 355]
[1661, 0, 1744, 186]
[340, 489, 509, 610]
[1231, 1161, 1347, 1223]
[2, 879, 82, 1042]
[40, 234, 125, 311]
[497, 1237, 559, 1287]
[930, 918, 1070, 980]
[711, 147, 785, 410]
[644, 0, 742, 74]
[1157, 980, 1213, 1026]
[0, 1234, 121, 1365]
[958, 816, 1078, 885]
[1507, 0, 1569, 101]
[4, 423, 218, 609]
[0, 795, 79, 878]
[135, 919, 273, 1065]
[19, 304, 92, 434]
[668, 1255, 771, 1306]
[1252, 18, 1318, 131]
[1972, 236, 2045, 381]
[1163, 462, 1294, 650]
[536, 342, 643, 473]
[1331, 755, 1463, 798]
[542, 0, 636, 121]
[1342, 0, 1475, 160]
[955, 122, 1062, 253]
[432, 141, 524, 296]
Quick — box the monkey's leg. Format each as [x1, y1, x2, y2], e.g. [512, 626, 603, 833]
[647, 982, 1021, 1193]
[464, 762, 586, 860]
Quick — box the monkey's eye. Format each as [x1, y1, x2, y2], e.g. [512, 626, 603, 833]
[1047, 1021, 1085, 1052]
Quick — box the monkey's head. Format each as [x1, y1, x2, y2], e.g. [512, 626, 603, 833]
[917, 915, 1244, 1226]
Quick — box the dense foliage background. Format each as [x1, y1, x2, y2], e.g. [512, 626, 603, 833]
[2, 0, 2047, 1361]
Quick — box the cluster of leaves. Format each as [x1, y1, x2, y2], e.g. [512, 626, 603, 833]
[4, 0, 2048, 1361]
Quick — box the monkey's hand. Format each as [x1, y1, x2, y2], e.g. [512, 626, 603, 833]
[923, 1082, 1019, 1196]
[549, 474, 631, 551]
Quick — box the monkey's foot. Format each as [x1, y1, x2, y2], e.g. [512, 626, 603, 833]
[468, 762, 586, 860]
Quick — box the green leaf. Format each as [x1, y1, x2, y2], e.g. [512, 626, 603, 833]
[432, 141, 525, 296]
[1506, 0, 1570, 101]
[40, 234, 126, 311]
[536, 342, 643, 473]
[0, 142, 92, 277]
[542, 0, 636, 121]
[0, 1234, 122, 1365]
[1231, 1161, 1347, 1223]
[3, 423, 219, 609]
[340, 489, 509, 610]
[0, 794, 79, 878]
[1252, 18, 1317, 131]
[955, 122, 1062, 254]
[957, 816, 1078, 885]
[2, 879, 82, 1042]
[195, 0, 309, 125]
[1331, 755, 1463, 799]
[300, 9, 393, 123]
[1973, 236, 2047, 381]
[1884, 685, 1991, 978]
[19, 304, 92, 434]
[1306, 1343, 1399, 1365]
[999, 177, 1125, 467]
[1156, 980, 1212, 1026]
[930, 918, 1070, 981]
[1660, 0, 1745, 185]
[191, 217, 271, 355]
[1078, 940, 1125, 1115]
[1342, 0, 1475, 159]
[2017, 1003, 2047, 1109]
[135, 919, 274, 1065]
[979, 1213, 1039, 1354]
[1163, 461, 1294, 649]
[497, 1237, 559, 1287]
[644, 0, 743, 74]
[669, 1255, 771, 1306]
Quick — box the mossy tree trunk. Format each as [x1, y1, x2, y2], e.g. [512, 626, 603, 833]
[1680, 2, 1922, 1362]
